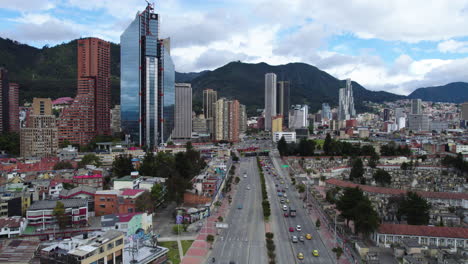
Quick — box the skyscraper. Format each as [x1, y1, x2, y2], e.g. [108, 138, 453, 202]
[383, 108, 390, 122]
[338, 78, 356, 121]
[239, 104, 247, 133]
[58, 37, 111, 145]
[264, 73, 277, 131]
[173, 83, 192, 139]
[8, 83, 19, 132]
[213, 98, 240, 142]
[322, 103, 332, 121]
[276, 81, 290, 126]
[21, 98, 58, 157]
[121, 3, 175, 148]
[0, 67, 9, 133]
[411, 99, 422, 115]
[203, 89, 217, 135]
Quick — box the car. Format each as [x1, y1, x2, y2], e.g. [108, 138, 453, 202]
[312, 250, 319, 257]
[286, 186, 289, 189]
[297, 252, 304, 260]
[292, 235, 298, 243]
[275, 184, 278, 187]
[305, 233, 312, 240]
[243, 174, 247, 178]
[246, 186, 250, 190]
[289, 227, 294, 232]
[283, 205, 288, 211]
[286, 199, 290, 203]
[280, 199, 285, 203]
[237, 204, 243, 209]
[277, 189, 281, 192]
[283, 193, 288, 198]
[299, 235, 305, 242]
[284, 212, 289, 217]
[296, 225, 302, 231]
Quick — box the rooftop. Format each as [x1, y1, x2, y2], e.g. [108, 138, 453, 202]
[60, 185, 97, 198]
[73, 174, 102, 179]
[28, 199, 87, 210]
[114, 175, 138, 182]
[378, 223, 468, 239]
[0, 217, 24, 228]
[0, 239, 40, 263]
[121, 189, 145, 197]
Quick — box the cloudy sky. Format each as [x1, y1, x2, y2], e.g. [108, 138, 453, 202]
[2, 0, 468, 95]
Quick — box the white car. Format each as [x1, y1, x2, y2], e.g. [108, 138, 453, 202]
[243, 174, 247, 178]
[247, 186, 251, 190]
[283, 205, 288, 211]
[296, 225, 302, 231]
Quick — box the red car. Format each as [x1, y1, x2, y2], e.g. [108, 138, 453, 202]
[284, 213, 289, 217]
[289, 227, 294, 232]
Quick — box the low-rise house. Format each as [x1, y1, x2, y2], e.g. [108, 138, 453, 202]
[94, 189, 145, 216]
[374, 223, 468, 248]
[0, 216, 27, 238]
[59, 186, 97, 215]
[26, 199, 88, 229]
[72, 174, 103, 189]
[101, 212, 153, 235]
[48, 181, 63, 198]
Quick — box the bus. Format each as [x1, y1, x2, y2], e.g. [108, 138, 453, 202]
[289, 207, 296, 217]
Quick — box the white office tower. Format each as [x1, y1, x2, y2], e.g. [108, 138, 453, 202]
[338, 78, 356, 121]
[411, 99, 422, 115]
[397, 117, 406, 130]
[264, 73, 277, 131]
[288, 105, 309, 129]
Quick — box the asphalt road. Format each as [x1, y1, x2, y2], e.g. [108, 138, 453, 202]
[209, 157, 268, 264]
[265, 150, 336, 264]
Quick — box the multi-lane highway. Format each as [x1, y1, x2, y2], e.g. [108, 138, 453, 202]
[263, 150, 336, 264]
[209, 157, 268, 264]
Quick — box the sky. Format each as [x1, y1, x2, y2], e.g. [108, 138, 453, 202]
[2, 0, 468, 95]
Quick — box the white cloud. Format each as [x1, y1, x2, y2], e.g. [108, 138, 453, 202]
[437, 39, 468, 53]
[0, 0, 55, 11]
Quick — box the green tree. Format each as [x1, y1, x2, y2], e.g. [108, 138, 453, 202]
[136, 191, 154, 212]
[112, 154, 134, 177]
[323, 133, 332, 155]
[297, 183, 306, 193]
[139, 151, 157, 176]
[151, 183, 165, 204]
[336, 187, 365, 226]
[360, 145, 376, 156]
[298, 138, 315, 156]
[353, 197, 379, 235]
[59, 140, 72, 148]
[78, 154, 102, 168]
[308, 122, 314, 134]
[0, 132, 20, 156]
[53, 201, 69, 230]
[368, 152, 380, 169]
[332, 247, 343, 260]
[206, 234, 214, 243]
[397, 192, 431, 225]
[373, 169, 391, 186]
[277, 136, 288, 157]
[349, 158, 364, 182]
[53, 161, 74, 170]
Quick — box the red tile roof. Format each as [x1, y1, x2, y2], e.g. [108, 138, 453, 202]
[117, 212, 141, 223]
[0, 217, 23, 228]
[121, 189, 145, 196]
[326, 179, 468, 200]
[378, 223, 468, 239]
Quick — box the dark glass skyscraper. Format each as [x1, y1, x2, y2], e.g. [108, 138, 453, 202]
[120, 3, 175, 148]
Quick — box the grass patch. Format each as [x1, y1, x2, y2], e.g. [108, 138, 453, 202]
[158, 241, 180, 264]
[181, 240, 194, 255]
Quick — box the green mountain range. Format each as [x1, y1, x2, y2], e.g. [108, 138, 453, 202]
[1, 36, 465, 115]
[408, 82, 468, 103]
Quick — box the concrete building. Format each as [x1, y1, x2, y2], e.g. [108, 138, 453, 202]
[214, 98, 240, 142]
[264, 73, 277, 131]
[272, 115, 283, 133]
[173, 83, 192, 139]
[20, 98, 58, 158]
[383, 108, 390, 122]
[192, 114, 208, 134]
[273, 131, 296, 143]
[110, 104, 121, 135]
[39, 230, 125, 264]
[408, 114, 430, 131]
[203, 89, 217, 134]
[277, 81, 290, 126]
[411, 99, 422, 115]
[461, 102, 468, 120]
[397, 117, 406, 130]
[338, 78, 356, 120]
[8, 83, 19, 132]
[395, 107, 405, 120]
[0, 216, 26, 238]
[239, 104, 247, 133]
[121, 3, 175, 148]
[94, 189, 145, 216]
[289, 104, 308, 129]
[0, 68, 19, 133]
[26, 199, 88, 229]
[59, 37, 111, 145]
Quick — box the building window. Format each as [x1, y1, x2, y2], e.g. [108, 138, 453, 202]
[107, 242, 114, 250]
[100, 205, 106, 208]
[116, 238, 123, 246]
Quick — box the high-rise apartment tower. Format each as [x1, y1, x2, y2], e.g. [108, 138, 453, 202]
[338, 78, 356, 121]
[173, 83, 192, 139]
[264, 73, 277, 131]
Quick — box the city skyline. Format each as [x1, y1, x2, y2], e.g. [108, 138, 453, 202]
[3, 1, 468, 95]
